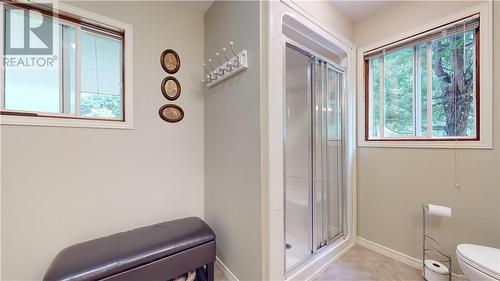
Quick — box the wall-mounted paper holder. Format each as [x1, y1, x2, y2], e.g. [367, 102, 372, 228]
[203, 41, 248, 88]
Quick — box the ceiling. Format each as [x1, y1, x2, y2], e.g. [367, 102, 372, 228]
[181, 0, 214, 13]
[184, 1, 392, 18]
[331, 1, 393, 21]
[174, 0, 214, 13]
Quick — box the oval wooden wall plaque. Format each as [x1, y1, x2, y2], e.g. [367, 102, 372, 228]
[159, 104, 184, 123]
[161, 77, 181, 101]
[160, 49, 180, 74]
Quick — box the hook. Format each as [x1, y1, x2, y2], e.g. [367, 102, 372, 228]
[204, 64, 216, 80]
[207, 59, 216, 71]
[229, 41, 238, 56]
[222, 48, 231, 61]
[222, 48, 233, 71]
[229, 41, 240, 67]
[215, 52, 226, 75]
[215, 52, 224, 66]
[208, 59, 220, 78]
[203, 63, 212, 76]
[216, 52, 231, 73]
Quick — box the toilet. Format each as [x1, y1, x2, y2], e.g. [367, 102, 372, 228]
[457, 244, 500, 281]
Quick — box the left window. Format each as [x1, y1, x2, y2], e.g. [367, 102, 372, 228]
[1, 3, 130, 127]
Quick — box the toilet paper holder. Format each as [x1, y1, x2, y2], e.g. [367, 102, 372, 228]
[422, 204, 452, 281]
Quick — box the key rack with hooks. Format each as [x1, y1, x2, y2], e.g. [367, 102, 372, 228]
[202, 41, 248, 88]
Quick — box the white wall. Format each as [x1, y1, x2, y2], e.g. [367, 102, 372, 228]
[1, 2, 205, 280]
[355, 1, 500, 273]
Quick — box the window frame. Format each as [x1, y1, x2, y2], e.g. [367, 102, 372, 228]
[357, 2, 492, 149]
[364, 26, 480, 142]
[0, 2, 134, 129]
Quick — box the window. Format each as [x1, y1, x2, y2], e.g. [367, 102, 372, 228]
[79, 30, 122, 119]
[0, 3, 132, 128]
[364, 16, 479, 141]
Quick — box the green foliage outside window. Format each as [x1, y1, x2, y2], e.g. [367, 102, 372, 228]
[369, 30, 476, 139]
[80, 93, 121, 119]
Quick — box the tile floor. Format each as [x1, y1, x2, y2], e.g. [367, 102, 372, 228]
[313, 246, 423, 281]
[215, 245, 423, 281]
[215, 261, 236, 281]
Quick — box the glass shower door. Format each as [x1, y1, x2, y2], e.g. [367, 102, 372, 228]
[325, 66, 344, 243]
[284, 45, 313, 271]
[285, 44, 345, 273]
[312, 61, 344, 250]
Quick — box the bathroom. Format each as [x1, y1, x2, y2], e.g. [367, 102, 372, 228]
[0, 1, 499, 281]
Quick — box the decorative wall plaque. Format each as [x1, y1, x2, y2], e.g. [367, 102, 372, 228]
[161, 77, 181, 101]
[160, 49, 180, 74]
[159, 104, 184, 123]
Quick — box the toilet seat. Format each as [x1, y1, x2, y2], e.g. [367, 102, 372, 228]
[457, 244, 500, 280]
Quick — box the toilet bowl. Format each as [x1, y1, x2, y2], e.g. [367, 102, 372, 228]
[457, 244, 500, 281]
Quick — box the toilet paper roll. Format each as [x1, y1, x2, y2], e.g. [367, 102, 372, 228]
[424, 259, 449, 281]
[427, 204, 452, 218]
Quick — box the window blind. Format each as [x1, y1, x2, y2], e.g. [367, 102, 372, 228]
[364, 14, 479, 60]
[81, 29, 122, 96]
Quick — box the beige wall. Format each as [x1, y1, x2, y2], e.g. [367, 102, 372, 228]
[292, 0, 355, 44]
[1, 2, 205, 280]
[354, 1, 481, 47]
[204, 2, 262, 280]
[355, 1, 500, 273]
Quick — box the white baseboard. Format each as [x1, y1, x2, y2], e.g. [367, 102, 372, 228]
[356, 236, 422, 269]
[356, 237, 467, 281]
[216, 256, 240, 281]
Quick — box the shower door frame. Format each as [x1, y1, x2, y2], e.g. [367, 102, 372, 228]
[266, 1, 357, 280]
[284, 40, 347, 276]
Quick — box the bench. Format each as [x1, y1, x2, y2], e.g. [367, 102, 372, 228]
[43, 217, 216, 281]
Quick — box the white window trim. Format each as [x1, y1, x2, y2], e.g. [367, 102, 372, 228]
[357, 2, 492, 149]
[0, 2, 134, 129]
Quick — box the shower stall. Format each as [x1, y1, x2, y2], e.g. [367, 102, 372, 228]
[284, 43, 345, 273]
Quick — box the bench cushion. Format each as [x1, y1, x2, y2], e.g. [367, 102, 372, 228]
[43, 217, 216, 281]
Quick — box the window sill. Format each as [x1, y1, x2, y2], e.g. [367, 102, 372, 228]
[0, 114, 133, 129]
[358, 139, 492, 149]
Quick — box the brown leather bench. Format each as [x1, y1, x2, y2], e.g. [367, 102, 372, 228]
[43, 217, 216, 281]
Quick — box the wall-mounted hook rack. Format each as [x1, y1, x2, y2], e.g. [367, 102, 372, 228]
[203, 41, 248, 88]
